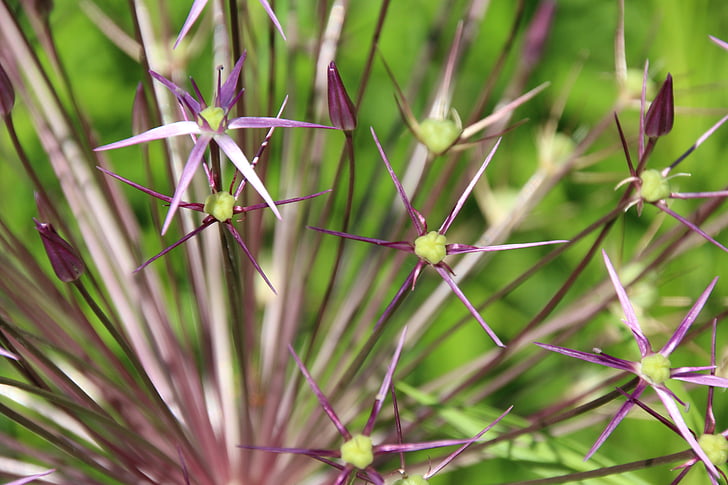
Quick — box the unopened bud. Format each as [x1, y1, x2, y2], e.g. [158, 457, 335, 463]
[327, 61, 357, 131]
[0, 62, 15, 116]
[34, 219, 84, 282]
[644, 74, 674, 138]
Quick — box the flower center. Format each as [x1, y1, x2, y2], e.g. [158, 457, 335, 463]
[418, 118, 462, 155]
[414, 231, 447, 264]
[198, 106, 226, 132]
[340, 433, 373, 469]
[639, 169, 671, 202]
[393, 474, 429, 485]
[203, 191, 236, 222]
[698, 433, 728, 465]
[639, 353, 671, 385]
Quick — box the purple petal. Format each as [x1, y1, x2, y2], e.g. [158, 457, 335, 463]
[219, 55, 246, 110]
[439, 138, 501, 234]
[656, 387, 722, 481]
[710, 35, 728, 51]
[257, 0, 287, 40]
[307, 226, 414, 252]
[370, 127, 426, 235]
[240, 190, 332, 213]
[288, 345, 350, 439]
[602, 250, 651, 356]
[374, 267, 419, 330]
[660, 276, 717, 355]
[668, 114, 728, 171]
[446, 239, 567, 255]
[433, 265, 504, 347]
[644, 74, 674, 138]
[135, 220, 213, 272]
[227, 117, 333, 130]
[671, 373, 728, 388]
[149, 71, 200, 113]
[226, 224, 276, 294]
[161, 135, 212, 235]
[670, 190, 728, 199]
[534, 342, 638, 372]
[215, 134, 281, 220]
[656, 203, 728, 253]
[586, 382, 647, 459]
[95, 121, 200, 151]
[0, 348, 17, 360]
[363, 327, 407, 435]
[238, 444, 337, 458]
[5, 470, 55, 485]
[173, 0, 208, 49]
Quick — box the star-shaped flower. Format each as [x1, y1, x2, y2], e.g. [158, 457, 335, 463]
[310, 129, 566, 346]
[95, 55, 333, 234]
[98, 166, 328, 293]
[536, 250, 728, 476]
[240, 328, 501, 484]
[613, 69, 728, 252]
[173, 0, 285, 48]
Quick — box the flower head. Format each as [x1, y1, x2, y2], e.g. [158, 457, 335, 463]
[95, 55, 333, 235]
[614, 68, 728, 252]
[536, 250, 728, 477]
[310, 129, 566, 346]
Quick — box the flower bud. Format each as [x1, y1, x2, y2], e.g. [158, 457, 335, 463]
[0, 62, 15, 116]
[327, 61, 357, 131]
[644, 74, 674, 138]
[34, 219, 85, 282]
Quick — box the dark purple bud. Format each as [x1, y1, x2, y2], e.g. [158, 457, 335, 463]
[327, 61, 357, 131]
[0, 62, 15, 116]
[644, 73, 674, 138]
[522, 0, 556, 68]
[34, 219, 84, 282]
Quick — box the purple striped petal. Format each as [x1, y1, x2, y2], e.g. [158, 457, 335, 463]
[661, 276, 718, 355]
[535, 342, 638, 372]
[586, 381, 647, 459]
[95, 121, 200, 151]
[228, 117, 333, 130]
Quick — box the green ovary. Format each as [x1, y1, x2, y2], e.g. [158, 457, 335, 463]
[698, 433, 728, 465]
[204, 191, 236, 222]
[639, 353, 671, 384]
[198, 106, 226, 131]
[414, 231, 447, 264]
[640, 169, 671, 202]
[393, 475, 429, 485]
[418, 118, 461, 155]
[340, 434, 373, 469]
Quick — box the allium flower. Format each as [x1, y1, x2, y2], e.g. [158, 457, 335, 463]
[240, 329, 505, 484]
[311, 130, 566, 346]
[95, 55, 333, 235]
[614, 72, 728, 252]
[173, 0, 286, 48]
[536, 250, 728, 478]
[99, 167, 328, 292]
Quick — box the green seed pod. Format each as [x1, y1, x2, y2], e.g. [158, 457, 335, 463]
[204, 191, 236, 222]
[339, 434, 373, 470]
[393, 474, 429, 485]
[698, 433, 728, 466]
[418, 118, 462, 155]
[639, 169, 671, 202]
[639, 353, 671, 385]
[414, 231, 447, 264]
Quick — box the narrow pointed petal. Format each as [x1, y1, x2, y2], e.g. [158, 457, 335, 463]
[585, 382, 647, 460]
[257, 0, 287, 40]
[95, 121, 200, 151]
[710, 35, 728, 51]
[225, 224, 276, 294]
[670, 190, 728, 199]
[439, 138, 501, 234]
[215, 133, 281, 220]
[535, 342, 637, 372]
[656, 387, 722, 481]
[671, 373, 728, 387]
[238, 444, 338, 458]
[219, 55, 246, 109]
[660, 276, 717, 355]
[136, 220, 213, 272]
[374, 267, 418, 330]
[173, 0, 208, 48]
[0, 348, 17, 360]
[433, 265, 504, 347]
[161, 135, 212, 235]
[149, 71, 201, 113]
[227, 117, 333, 130]
[446, 239, 567, 255]
[656, 203, 728, 253]
[307, 226, 414, 252]
[602, 250, 651, 356]
[6, 470, 55, 485]
[614, 114, 637, 178]
[370, 128, 426, 234]
[363, 327, 407, 435]
[668, 114, 728, 171]
[288, 345, 350, 439]
[239, 190, 331, 213]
